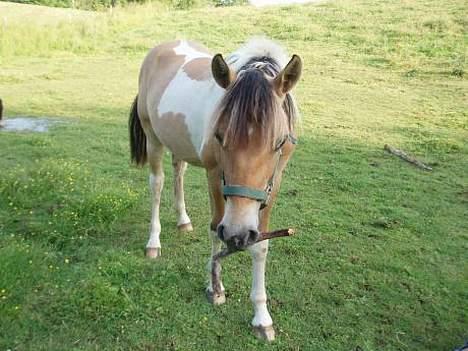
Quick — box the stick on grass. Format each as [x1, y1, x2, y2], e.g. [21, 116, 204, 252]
[384, 144, 432, 171]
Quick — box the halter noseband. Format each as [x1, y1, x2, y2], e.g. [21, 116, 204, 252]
[221, 135, 297, 210]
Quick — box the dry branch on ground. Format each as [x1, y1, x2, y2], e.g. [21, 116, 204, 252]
[384, 144, 432, 171]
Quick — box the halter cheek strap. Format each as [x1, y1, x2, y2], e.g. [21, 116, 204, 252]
[221, 135, 297, 209]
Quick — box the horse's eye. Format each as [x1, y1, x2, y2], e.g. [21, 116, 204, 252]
[275, 137, 287, 151]
[215, 132, 224, 144]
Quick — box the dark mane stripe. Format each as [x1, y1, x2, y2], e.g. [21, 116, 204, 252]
[214, 56, 297, 148]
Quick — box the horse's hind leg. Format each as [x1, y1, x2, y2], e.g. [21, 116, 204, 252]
[145, 135, 165, 259]
[172, 155, 193, 232]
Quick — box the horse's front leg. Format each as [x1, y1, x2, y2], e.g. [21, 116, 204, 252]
[248, 239, 275, 341]
[205, 168, 226, 305]
[248, 159, 291, 341]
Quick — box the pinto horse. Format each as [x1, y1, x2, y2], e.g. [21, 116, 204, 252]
[129, 38, 302, 341]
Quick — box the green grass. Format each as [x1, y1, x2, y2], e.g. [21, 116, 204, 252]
[0, 0, 467, 350]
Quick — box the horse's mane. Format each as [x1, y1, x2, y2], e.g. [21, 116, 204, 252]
[214, 54, 298, 148]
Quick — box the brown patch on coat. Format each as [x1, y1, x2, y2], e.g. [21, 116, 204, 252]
[158, 112, 200, 163]
[187, 40, 211, 55]
[183, 57, 212, 81]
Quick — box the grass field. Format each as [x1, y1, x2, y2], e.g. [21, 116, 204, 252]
[0, 0, 467, 350]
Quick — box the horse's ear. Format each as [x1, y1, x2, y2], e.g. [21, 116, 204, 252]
[274, 55, 302, 96]
[212, 54, 235, 89]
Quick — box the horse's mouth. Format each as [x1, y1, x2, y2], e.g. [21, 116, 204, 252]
[225, 235, 258, 251]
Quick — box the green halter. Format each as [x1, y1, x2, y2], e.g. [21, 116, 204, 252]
[222, 135, 297, 210]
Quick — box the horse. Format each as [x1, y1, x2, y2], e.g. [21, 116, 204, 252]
[129, 38, 302, 341]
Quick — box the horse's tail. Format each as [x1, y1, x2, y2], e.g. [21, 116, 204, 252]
[129, 95, 147, 166]
[0, 98, 3, 121]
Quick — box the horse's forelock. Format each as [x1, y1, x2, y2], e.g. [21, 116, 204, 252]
[214, 57, 297, 148]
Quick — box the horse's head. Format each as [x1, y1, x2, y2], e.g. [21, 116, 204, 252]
[210, 53, 302, 250]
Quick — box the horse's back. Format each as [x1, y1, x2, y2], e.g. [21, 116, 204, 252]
[138, 40, 222, 166]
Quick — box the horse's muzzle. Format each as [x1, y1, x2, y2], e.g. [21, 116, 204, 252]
[217, 224, 259, 250]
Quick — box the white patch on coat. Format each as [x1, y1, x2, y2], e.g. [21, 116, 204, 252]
[157, 40, 224, 164]
[174, 40, 212, 63]
[158, 69, 224, 161]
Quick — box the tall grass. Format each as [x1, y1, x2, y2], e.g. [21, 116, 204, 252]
[0, 4, 156, 57]
[0, 1, 234, 58]
[1, 18, 102, 57]
[1, 0, 465, 74]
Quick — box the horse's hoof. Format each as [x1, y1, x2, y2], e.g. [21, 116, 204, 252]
[253, 325, 275, 342]
[206, 289, 226, 305]
[177, 222, 193, 232]
[146, 247, 161, 259]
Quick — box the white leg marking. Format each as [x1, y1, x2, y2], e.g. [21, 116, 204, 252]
[248, 240, 273, 328]
[145, 139, 165, 258]
[172, 158, 192, 230]
[146, 173, 164, 254]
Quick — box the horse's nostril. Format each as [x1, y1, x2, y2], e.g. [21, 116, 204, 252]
[248, 229, 259, 243]
[217, 225, 225, 241]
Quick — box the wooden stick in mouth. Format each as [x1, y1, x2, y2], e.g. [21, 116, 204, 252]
[211, 228, 294, 297]
[257, 228, 295, 242]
